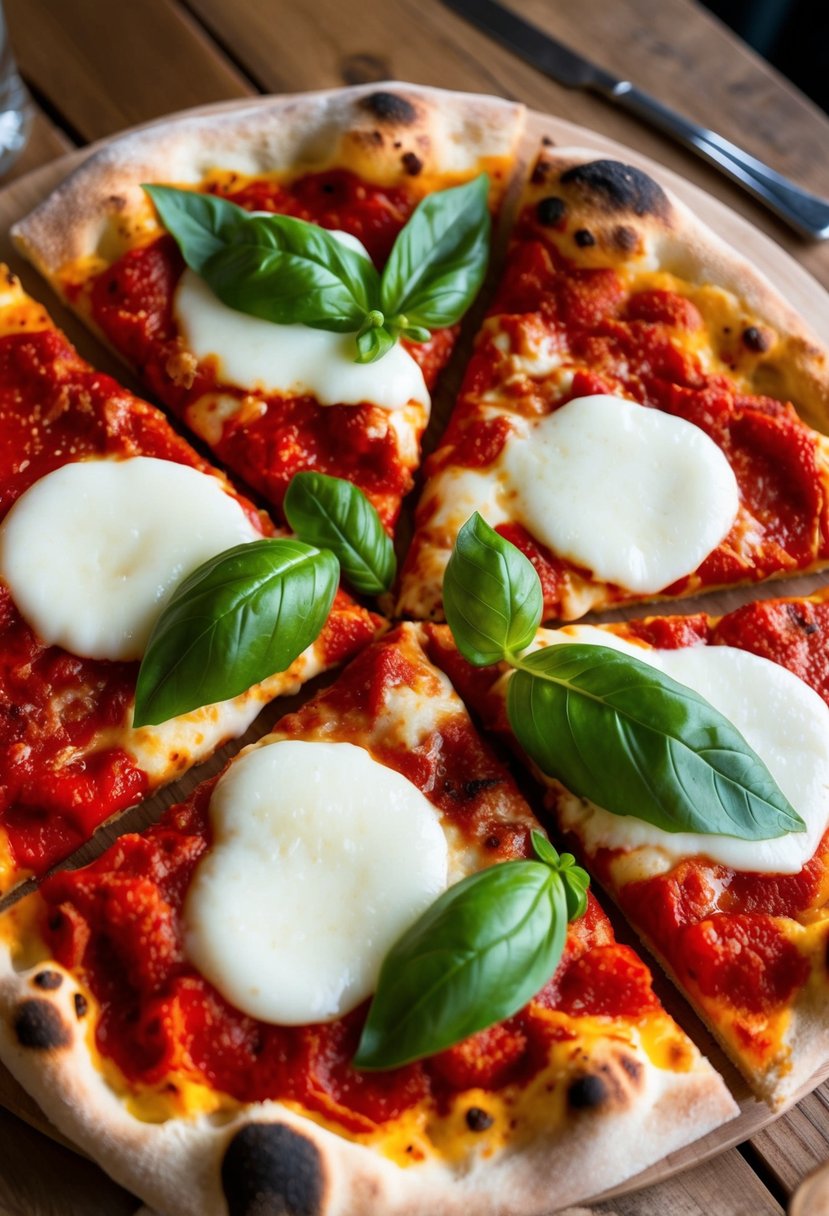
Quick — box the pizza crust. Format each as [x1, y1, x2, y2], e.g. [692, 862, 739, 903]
[522, 147, 829, 433]
[0, 947, 736, 1216]
[11, 83, 525, 283]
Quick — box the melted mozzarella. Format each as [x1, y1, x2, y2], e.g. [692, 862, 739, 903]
[0, 456, 260, 661]
[173, 228, 430, 413]
[183, 740, 449, 1024]
[542, 626, 829, 873]
[500, 396, 739, 593]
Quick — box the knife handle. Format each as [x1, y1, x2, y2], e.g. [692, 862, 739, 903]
[604, 81, 829, 241]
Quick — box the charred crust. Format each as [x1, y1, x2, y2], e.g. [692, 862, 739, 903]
[568, 1073, 608, 1111]
[13, 999, 71, 1050]
[742, 325, 772, 353]
[530, 158, 550, 185]
[613, 224, 639, 252]
[401, 151, 423, 176]
[33, 970, 63, 991]
[360, 91, 417, 125]
[560, 160, 670, 220]
[536, 196, 566, 227]
[574, 228, 596, 248]
[465, 1106, 494, 1132]
[222, 1123, 325, 1216]
[74, 993, 89, 1020]
[618, 1053, 643, 1083]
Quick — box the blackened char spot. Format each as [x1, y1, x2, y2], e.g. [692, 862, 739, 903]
[445, 777, 502, 802]
[14, 999, 71, 1050]
[74, 993, 89, 1020]
[568, 1073, 608, 1111]
[33, 970, 63, 991]
[786, 603, 819, 635]
[466, 1106, 494, 1131]
[619, 1053, 643, 1083]
[222, 1123, 325, 1216]
[561, 160, 670, 220]
[742, 325, 772, 353]
[361, 91, 417, 125]
[536, 196, 566, 227]
[401, 151, 423, 176]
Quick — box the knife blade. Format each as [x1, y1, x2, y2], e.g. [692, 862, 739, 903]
[440, 0, 829, 239]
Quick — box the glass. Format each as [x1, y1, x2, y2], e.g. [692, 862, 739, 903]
[0, 4, 31, 177]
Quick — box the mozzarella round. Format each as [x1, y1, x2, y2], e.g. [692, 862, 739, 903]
[500, 395, 739, 593]
[544, 626, 829, 873]
[174, 228, 430, 413]
[0, 456, 260, 661]
[183, 739, 449, 1024]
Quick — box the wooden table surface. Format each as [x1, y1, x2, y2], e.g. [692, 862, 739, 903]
[1, 2, 829, 1214]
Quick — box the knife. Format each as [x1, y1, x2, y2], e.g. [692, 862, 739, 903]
[441, 0, 829, 240]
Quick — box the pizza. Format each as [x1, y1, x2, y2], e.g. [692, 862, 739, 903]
[398, 145, 829, 620]
[0, 624, 736, 1216]
[11, 83, 525, 531]
[424, 589, 829, 1107]
[0, 266, 380, 895]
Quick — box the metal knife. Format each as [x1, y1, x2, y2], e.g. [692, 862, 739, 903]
[441, 0, 829, 240]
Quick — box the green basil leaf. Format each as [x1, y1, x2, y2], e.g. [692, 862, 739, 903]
[531, 831, 589, 920]
[133, 539, 338, 727]
[202, 215, 381, 331]
[443, 513, 543, 667]
[143, 185, 248, 274]
[355, 324, 396, 363]
[283, 472, 395, 595]
[508, 643, 806, 841]
[353, 860, 569, 1070]
[381, 175, 491, 329]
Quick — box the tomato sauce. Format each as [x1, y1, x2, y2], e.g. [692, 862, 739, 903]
[85, 170, 456, 529]
[38, 631, 659, 1126]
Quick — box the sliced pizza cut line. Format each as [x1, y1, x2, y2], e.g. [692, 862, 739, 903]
[0, 267, 382, 895]
[423, 588, 829, 1106]
[0, 624, 735, 1216]
[12, 83, 527, 533]
[399, 147, 829, 621]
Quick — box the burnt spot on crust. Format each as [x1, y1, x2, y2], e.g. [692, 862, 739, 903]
[530, 158, 550, 185]
[613, 224, 639, 252]
[574, 228, 596, 248]
[222, 1123, 325, 1216]
[401, 151, 423, 176]
[74, 993, 89, 1020]
[13, 999, 71, 1051]
[466, 1106, 494, 1132]
[568, 1073, 608, 1111]
[32, 970, 63, 991]
[536, 196, 566, 227]
[619, 1054, 643, 1083]
[742, 325, 773, 353]
[360, 91, 417, 126]
[560, 160, 670, 220]
[786, 603, 819, 635]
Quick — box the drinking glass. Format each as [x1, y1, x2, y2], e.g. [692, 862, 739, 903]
[0, 4, 31, 177]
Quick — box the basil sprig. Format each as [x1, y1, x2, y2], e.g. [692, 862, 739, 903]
[133, 538, 338, 727]
[443, 514, 805, 841]
[144, 176, 491, 363]
[284, 472, 395, 595]
[353, 832, 588, 1071]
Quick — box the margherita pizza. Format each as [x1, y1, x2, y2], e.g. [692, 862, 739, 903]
[425, 590, 829, 1106]
[399, 147, 829, 620]
[0, 267, 379, 894]
[12, 84, 525, 531]
[0, 625, 735, 1216]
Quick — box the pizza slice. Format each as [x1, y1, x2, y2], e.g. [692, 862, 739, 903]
[425, 588, 829, 1106]
[400, 146, 829, 620]
[12, 84, 525, 531]
[0, 267, 381, 894]
[0, 624, 735, 1216]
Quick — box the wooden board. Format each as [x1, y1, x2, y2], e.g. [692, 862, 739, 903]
[0, 93, 827, 1215]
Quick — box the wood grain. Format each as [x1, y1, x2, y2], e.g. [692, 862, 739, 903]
[4, 0, 253, 142]
[185, 0, 829, 289]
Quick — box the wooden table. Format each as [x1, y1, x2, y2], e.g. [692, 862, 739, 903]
[1, 2, 829, 1214]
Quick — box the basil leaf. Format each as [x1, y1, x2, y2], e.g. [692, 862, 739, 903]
[133, 539, 338, 727]
[143, 185, 248, 274]
[353, 860, 569, 1070]
[283, 472, 395, 595]
[355, 323, 396, 364]
[443, 513, 543, 667]
[508, 643, 806, 841]
[203, 215, 380, 332]
[531, 831, 589, 919]
[381, 175, 491, 329]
